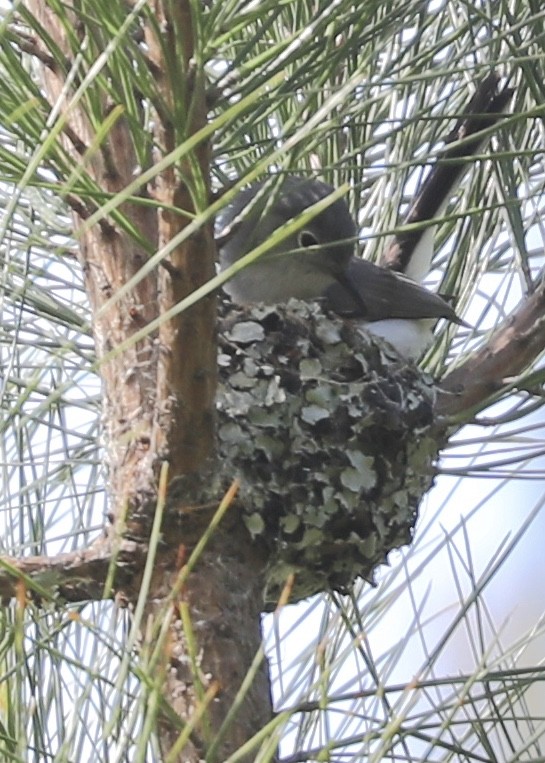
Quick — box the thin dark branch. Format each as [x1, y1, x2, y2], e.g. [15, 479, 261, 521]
[11, 27, 58, 68]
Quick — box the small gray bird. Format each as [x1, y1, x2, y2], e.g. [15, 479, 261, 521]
[218, 176, 356, 304]
[218, 175, 460, 359]
[218, 76, 512, 359]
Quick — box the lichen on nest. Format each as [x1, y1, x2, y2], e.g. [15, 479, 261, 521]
[216, 299, 440, 605]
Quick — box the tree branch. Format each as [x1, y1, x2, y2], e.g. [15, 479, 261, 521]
[436, 272, 545, 419]
[0, 538, 145, 603]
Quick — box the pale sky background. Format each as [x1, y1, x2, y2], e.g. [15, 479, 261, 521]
[0, 2, 543, 757]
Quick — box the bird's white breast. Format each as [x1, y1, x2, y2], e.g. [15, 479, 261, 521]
[361, 318, 435, 360]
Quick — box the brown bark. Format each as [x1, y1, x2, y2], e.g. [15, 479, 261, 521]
[145, 1, 217, 478]
[435, 272, 545, 420]
[150, 534, 272, 762]
[23, 3, 271, 761]
[28, 1, 217, 526]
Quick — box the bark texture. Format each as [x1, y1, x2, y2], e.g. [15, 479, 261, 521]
[436, 274, 545, 418]
[150, 535, 272, 762]
[24, 4, 269, 761]
[9, 8, 545, 763]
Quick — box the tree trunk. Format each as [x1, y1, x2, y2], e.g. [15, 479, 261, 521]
[25, 3, 274, 760]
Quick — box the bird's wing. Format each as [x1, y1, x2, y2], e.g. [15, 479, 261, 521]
[324, 257, 463, 324]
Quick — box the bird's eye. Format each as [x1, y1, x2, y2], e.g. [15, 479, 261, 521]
[298, 230, 319, 248]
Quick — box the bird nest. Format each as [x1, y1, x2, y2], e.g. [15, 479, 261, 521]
[216, 299, 440, 606]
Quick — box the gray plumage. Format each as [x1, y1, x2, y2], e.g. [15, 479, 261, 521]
[218, 176, 356, 303]
[324, 257, 461, 324]
[218, 175, 460, 329]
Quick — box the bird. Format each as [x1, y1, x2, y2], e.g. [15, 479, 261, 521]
[217, 74, 513, 359]
[217, 174, 460, 359]
[218, 175, 356, 305]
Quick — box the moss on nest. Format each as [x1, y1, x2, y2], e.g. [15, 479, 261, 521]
[216, 299, 440, 605]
